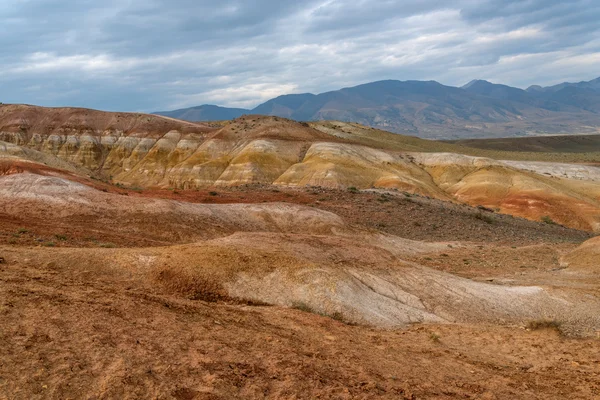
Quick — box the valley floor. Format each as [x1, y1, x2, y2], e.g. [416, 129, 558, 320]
[1, 254, 599, 400]
[1, 174, 599, 399]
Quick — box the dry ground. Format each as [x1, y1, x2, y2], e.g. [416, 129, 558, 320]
[1, 170, 599, 399]
[0, 181, 591, 249]
[1, 255, 599, 399]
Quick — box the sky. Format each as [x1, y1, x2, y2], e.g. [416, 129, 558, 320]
[1, 0, 599, 112]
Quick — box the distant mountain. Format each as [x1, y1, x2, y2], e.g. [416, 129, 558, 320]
[525, 77, 600, 114]
[154, 77, 600, 139]
[527, 77, 600, 93]
[252, 93, 316, 118]
[462, 80, 577, 112]
[154, 104, 248, 121]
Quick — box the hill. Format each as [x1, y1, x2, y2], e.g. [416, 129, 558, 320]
[3, 104, 600, 231]
[154, 104, 248, 121]
[446, 134, 600, 153]
[153, 77, 600, 139]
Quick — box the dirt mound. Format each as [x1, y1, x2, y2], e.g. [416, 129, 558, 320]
[3, 231, 598, 336]
[561, 236, 600, 272]
[0, 174, 347, 245]
[0, 170, 592, 249]
[211, 115, 336, 142]
[414, 153, 600, 231]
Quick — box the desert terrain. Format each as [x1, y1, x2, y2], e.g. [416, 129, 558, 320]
[1, 105, 599, 399]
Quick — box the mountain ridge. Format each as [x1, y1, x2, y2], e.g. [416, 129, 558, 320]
[154, 77, 600, 139]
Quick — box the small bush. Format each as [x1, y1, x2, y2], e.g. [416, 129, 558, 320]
[429, 333, 441, 343]
[239, 298, 271, 307]
[474, 212, 494, 224]
[44, 242, 56, 247]
[347, 186, 359, 193]
[526, 319, 562, 331]
[209, 191, 218, 196]
[55, 234, 68, 241]
[541, 215, 557, 225]
[99, 242, 116, 248]
[291, 302, 355, 325]
[17, 228, 28, 234]
[291, 301, 314, 313]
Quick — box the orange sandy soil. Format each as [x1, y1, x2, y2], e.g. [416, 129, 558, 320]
[1, 256, 599, 400]
[1, 167, 599, 399]
[0, 179, 591, 249]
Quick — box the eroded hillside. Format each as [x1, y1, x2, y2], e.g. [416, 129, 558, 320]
[2, 105, 600, 231]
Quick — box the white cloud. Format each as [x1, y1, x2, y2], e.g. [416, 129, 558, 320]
[0, 0, 598, 111]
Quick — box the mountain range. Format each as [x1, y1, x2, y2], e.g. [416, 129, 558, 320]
[154, 77, 600, 139]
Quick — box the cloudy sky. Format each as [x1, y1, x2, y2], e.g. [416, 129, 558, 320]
[1, 0, 599, 111]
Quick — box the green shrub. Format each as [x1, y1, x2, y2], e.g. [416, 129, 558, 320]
[541, 215, 557, 225]
[429, 333, 441, 343]
[474, 212, 495, 224]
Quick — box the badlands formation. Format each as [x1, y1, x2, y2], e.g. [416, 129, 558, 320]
[1, 104, 600, 399]
[2, 104, 600, 231]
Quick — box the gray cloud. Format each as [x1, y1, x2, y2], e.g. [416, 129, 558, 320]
[0, 0, 598, 111]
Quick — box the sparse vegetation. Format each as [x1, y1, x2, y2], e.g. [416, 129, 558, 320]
[209, 191, 218, 196]
[526, 319, 562, 332]
[291, 301, 355, 325]
[347, 186, 359, 193]
[55, 234, 68, 241]
[541, 215, 557, 225]
[474, 212, 495, 224]
[99, 242, 117, 248]
[292, 301, 314, 313]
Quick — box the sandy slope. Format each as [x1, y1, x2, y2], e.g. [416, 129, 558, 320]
[1, 173, 598, 335]
[561, 236, 600, 272]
